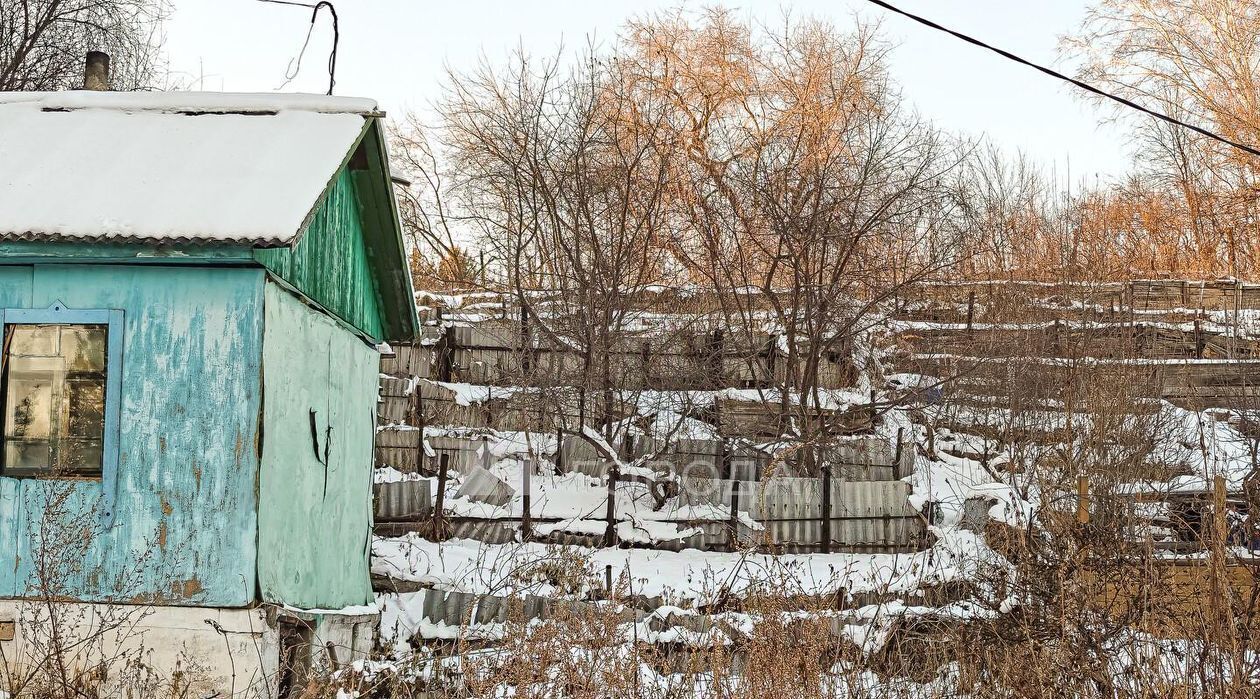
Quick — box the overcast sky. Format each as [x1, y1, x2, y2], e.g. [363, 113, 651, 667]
[164, 0, 1133, 183]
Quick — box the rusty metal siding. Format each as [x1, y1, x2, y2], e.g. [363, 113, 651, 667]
[255, 168, 387, 342]
[1, 264, 263, 605]
[258, 282, 377, 609]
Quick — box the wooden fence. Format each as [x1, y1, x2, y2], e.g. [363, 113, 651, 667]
[906, 353, 1260, 410]
[899, 322, 1260, 361]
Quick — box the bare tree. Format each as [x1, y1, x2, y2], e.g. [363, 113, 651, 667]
[0, 0, 168, 92]
[434, 45, 690, 432]
[618, 10, 968, 474]
[1065, 0, 1260, 277]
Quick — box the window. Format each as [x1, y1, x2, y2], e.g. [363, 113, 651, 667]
[0, 304, 122, 482]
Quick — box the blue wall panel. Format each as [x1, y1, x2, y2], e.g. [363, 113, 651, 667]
[0, 266, 32, 597]
[1, 264, 263, 605]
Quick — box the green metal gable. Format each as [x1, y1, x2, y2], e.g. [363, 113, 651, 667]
[253, 120, 417, 344]
[255, 168, 386, 342]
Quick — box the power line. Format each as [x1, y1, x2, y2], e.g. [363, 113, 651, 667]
[861, 0, 1260, 159]
[257, 0, 339, 95]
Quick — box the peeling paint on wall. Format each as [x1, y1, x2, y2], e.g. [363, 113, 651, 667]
[0, 264, 263, 605]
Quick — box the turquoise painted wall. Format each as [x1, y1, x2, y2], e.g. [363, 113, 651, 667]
[0, 265, 32, 598]
[255, 169, 387, 343]
[257, 282, 376, 609]
[0, 264, 263, 605]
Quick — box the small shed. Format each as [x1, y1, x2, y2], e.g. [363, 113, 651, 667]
[0, 88, 416, 694]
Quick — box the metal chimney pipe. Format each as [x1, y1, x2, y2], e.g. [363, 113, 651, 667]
[83, 51, 110, 91]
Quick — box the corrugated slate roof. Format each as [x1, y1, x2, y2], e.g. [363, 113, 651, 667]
[0, 91, 377, 246]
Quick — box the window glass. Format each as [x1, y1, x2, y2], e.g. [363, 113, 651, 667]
[2, 324, 108, 476]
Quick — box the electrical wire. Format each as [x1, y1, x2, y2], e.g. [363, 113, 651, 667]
[257, 0, 339, 95]
[861, 0, 1260, 159]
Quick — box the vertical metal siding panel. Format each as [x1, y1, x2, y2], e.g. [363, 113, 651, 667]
[17, 264, 262, 605]
[326, 311, 379, 605]
[259, 282, 377, 609]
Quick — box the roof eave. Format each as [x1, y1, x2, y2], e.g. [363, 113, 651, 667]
[353, 119, 419, 342]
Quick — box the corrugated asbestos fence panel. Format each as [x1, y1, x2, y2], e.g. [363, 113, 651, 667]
[406, 588, 629, 637]
[379, 376, 413, 397]
[375, 432, 492, 475]
[376, 445, 421, 473]
[446, 520, 517, 544]
[378, 394, 411, 424]
[378, 427, 422, 447]
[676, 478, 921, 548]
[374, 481, 432, 521]
[381, 341, 435, 377]
[376, 427, 422, 474]
[428, 436, 488, 474]
[559, 435, 898, 483]
[454, 466, 514, 506]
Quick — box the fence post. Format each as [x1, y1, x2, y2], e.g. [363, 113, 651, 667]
[894, 427, 906, 479]
[556, 428, 565, 472]
[765, 336, 778, 388]
[966, 291, 976, 333]
[820, 458, 832, 554]
[710, 328, 726, 389]
[1214, 474, 1227, 547]
[433, 452, 450, 540]
[436, 311, 455, 382]
[519, 305, 532, 376]
[521, 458, 533, 542]
[605, 462, 619, 548]
[729, 480, 742, 551]
[1234, 282, 1242, 360]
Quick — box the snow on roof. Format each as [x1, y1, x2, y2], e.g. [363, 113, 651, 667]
[0, 90, 378, 245]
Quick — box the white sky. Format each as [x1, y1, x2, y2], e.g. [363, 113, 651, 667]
[164, 0, 1133, 182]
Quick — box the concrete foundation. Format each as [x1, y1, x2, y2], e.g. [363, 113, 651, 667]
[0, 600, 377, 697]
